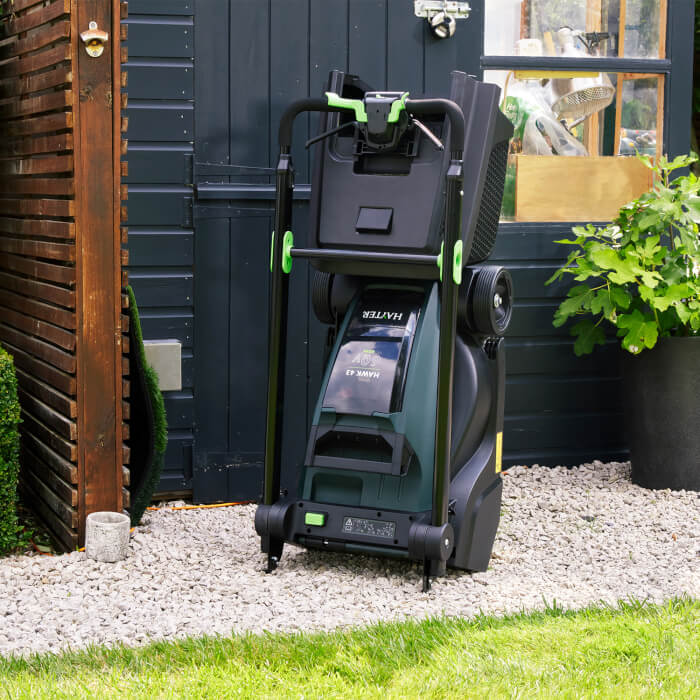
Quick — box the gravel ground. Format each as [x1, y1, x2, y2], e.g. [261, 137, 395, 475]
[1, 461, 698, 657]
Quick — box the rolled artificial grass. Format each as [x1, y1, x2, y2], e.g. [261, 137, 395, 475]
[125, 286, 167, 526]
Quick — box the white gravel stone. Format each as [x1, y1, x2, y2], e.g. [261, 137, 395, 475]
[0, 461, 697, 657]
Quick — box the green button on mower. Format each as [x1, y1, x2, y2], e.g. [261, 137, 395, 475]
[304, 512, 325, 527]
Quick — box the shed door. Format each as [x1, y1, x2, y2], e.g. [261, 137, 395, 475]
[190, 1, 483, 501]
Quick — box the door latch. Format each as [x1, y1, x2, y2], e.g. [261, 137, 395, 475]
[80, 21, 109, 57]
[414, 1, 471, 39]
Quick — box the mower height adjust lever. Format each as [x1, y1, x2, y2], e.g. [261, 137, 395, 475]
[412, 118, 444, 150]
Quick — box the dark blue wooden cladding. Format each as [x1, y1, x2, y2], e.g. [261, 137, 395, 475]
[348, 1, 387, 90]
[138, 313, 193, 348]
[126, 104, 193, 141]
[127, 188, 190, 226]
[128, 0, 193, 14]
[125, 0, 693, 498]
[127, 21, 194, 59]
[126, 272, 193, 308]
[163, 393, 194, 430]
[125, 3, 196, 493]
[127, 65, 194, 100]
[128, 231, 194, 267]
[506, 341, 619, 377]
[125, 147, 192, 184]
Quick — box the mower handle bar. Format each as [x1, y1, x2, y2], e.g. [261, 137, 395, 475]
[278, 96, 465, 156]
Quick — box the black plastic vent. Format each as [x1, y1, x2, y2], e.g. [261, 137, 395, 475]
[468, 139, 509, 264]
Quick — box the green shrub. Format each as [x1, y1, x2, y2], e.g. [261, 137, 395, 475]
[547, 153, 700, 355]
[0, 345, 21, 555]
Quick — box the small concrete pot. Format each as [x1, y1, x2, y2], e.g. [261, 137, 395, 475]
[85, 511, 131, 562]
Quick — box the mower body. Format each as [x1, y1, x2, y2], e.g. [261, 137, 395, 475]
[256, 69, 514, 585]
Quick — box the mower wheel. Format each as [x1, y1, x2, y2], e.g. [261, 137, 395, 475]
[472, 266, 513, 336]
[312, 270, 335, 325]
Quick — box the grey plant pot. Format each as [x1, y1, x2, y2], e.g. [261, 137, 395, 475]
[85, 511, 131, 562]
[622, 336, 700, 491]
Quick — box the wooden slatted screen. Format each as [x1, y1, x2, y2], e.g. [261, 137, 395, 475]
[0, 0, 127, 550]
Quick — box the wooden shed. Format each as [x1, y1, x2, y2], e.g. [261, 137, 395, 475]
[0, 0, 695, 547]
[123, 0, 694, 505]
[0, 0, 127, 549]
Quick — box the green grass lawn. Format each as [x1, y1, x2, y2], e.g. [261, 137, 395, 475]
[1, 598, 697, 699]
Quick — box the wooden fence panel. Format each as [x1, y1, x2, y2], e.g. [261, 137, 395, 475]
[0, 0, 127, 550]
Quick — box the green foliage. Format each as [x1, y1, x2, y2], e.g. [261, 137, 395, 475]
[0, 599, 698, 698]
[0, 345, 22, 555]
[548, 153, 700, 355]
[621, 98, 653, 130]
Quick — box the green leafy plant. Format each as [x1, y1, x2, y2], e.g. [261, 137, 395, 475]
[0, 345, 22, 555]
[547, 153, 700, 355]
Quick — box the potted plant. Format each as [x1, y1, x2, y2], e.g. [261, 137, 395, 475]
[547, 153, 700, 491]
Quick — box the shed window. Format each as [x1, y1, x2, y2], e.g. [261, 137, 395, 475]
[485, 0, 665, 59]
[483, 0, 669, 223]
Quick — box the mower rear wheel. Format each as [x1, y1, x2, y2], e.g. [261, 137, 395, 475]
[312, 270, 335, 325]
[472, 266, 513, 336]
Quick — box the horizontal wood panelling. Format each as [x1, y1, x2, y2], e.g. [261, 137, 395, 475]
[1, 289, 75, 330]
[1, 340, 75, 394]
[0, 132, 74, 158]
[0, 236, 76, 260]
[0, 20, 70, 60]
[2, 0, 54, 14]
[0, 154, 73, 175]
[0, 254, 75, 285]
[21, 429, 76, 484]
[0, 216, 74, 238]
[2, 0, 70, 37]
[0, 272, 75, 308]
[2, 111, 72, 138]
[0, 43, 71, 78]
[1, 178, 74, 196]
[0, 306, 75, 350]
[0, 323, 76, 373]
[0, 90, 71, 119]
[0, 0, 92, 549]
[21, 410, 76, 461]
[18, 478, 77, 551]
[19, 388, 76, 440]
[20, 447, 77, 507]
[19, 465, 77, 529]
[0, 67, 72, 100]
[16, 368, 76, 419]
